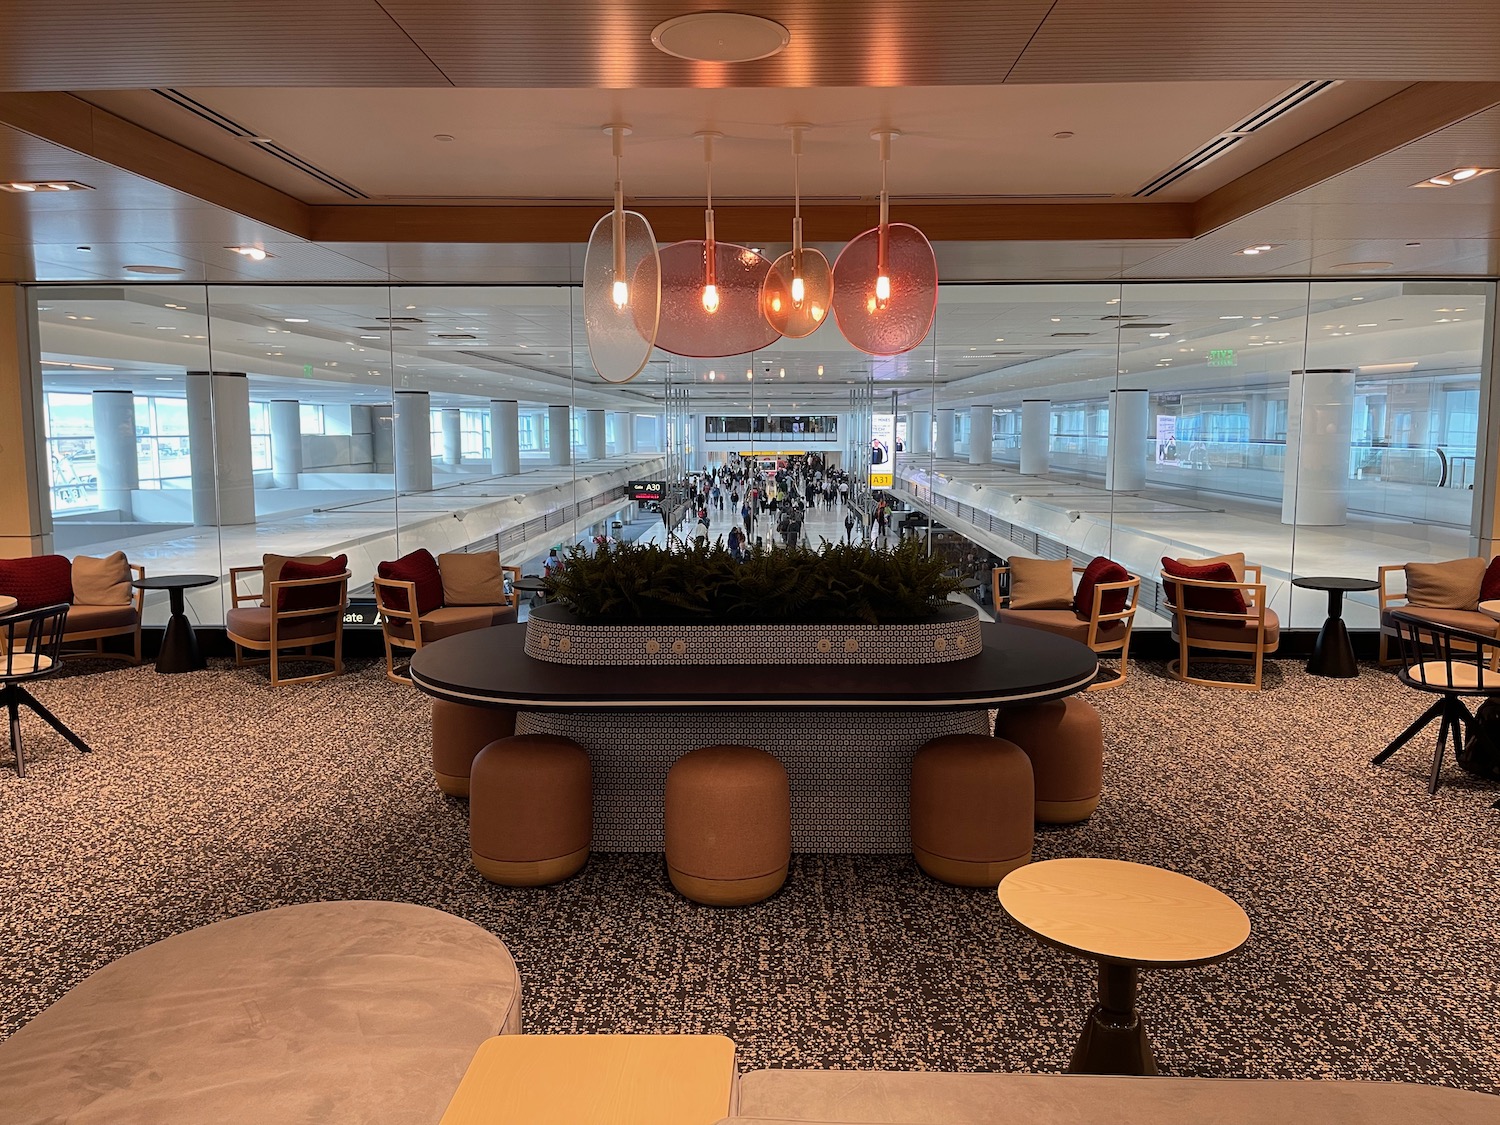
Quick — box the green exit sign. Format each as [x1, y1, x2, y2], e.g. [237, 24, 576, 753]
[1208, 348, 1236, 367]
[303, 363, 314, 377]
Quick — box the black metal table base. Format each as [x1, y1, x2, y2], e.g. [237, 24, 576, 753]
[1068, 963, 1157, 1076]
[156, 589, 205, 674]
[4, 683, 92, 778]
[1372, 692, 1472, 795]
[1309, 615, 1359, 678]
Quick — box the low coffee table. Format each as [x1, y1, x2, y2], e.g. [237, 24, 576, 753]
[132, 574, 216, 673]
[998, 858, 1250, 1075]
[1293, 575, 1379, 678]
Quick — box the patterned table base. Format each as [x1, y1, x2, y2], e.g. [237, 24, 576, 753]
[516, 708, 990, 852]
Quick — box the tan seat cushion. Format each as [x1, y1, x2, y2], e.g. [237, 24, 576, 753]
[1174, 551, 1246, 582]
[71, 552, 134, 606]
[1006, 557, 1074, 610]
[1404, 557, 1486, 611]
[63, 603, 139, 633]
[226, 606, 338, 644]
[386, 604, 514, 643]
[1173, 606, 1280, 651]
[995, 608, 1127, 646]
[1409, 660, 1494, 690]
[4, 653, 53, 675]
[1381, 606, 1499, 637]
[439, 552, 505, 607]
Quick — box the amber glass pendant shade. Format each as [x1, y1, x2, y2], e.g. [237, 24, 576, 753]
[762, 247, 833, 338]
[583, 209, 660, 382]
[650, 240, 781, 358]
[831, 223, 937, 356]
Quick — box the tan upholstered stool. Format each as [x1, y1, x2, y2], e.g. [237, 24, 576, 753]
[910, 734, 1034, 886]
[996, 695, 1104, 824]
[431, 699, 518, 797]
[665, 745, 791, 906]
[470, 734, 592, 886]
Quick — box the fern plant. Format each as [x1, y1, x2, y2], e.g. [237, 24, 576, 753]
[543, 538, 960, 624]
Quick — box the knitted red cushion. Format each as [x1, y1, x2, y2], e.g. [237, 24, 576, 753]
[1160, 556, 1248, 616]
[377, 549, 443, 615]
[277, 554, 347, 612]
[1480, 556, 1500, 604]
[1073, 556, 1130, 621]
[0, 554, 74, 611]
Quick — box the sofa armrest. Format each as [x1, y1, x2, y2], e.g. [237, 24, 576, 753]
[229, 565, 264, 608]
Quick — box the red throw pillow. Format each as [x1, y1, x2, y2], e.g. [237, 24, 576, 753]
[377, 549, 443, 616]
[1073, 556, 1131, 621]
[277, 554, 347, 612]
[0, 554, 74, 611]
[1160, 556, 1248, 616]
[1481, 557, 1500, 604]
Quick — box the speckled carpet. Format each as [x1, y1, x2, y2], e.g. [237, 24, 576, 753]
[1, 654, 1497, 1092]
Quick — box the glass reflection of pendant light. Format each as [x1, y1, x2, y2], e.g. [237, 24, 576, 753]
[652, 131, 780, 359]
[583, 124, 660, 383]
[831, 128, 937, 356]
[761, 124, 834, 338]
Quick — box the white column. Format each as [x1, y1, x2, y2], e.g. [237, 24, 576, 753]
[1020, 399, 1050, 476]
[91, 390, 137, 517]
[393, 390, 433, 492]
[548, 404, 572, 467]
[371, 404, 393, 473]
[614, 411, 636, 454]
[349, 404, 374, 472]
[936, 408, 955, 459]
[968, 404, 993, 465]
[585, 408, 607, 460]
[1283, 368, 1355, 526]
[269, 399, 302, 488]
[441, 407, 462, 466]
[1107, 389, 1149, 492]
[185, 371, 254, 526]
[491, 400, 520, 476]
[909, 410, 931, 455]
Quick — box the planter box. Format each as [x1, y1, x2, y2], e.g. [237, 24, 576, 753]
[523, 602, 982, 666]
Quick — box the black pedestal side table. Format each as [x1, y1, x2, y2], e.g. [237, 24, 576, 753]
[133, 574, 216, 673]
[1293, 575, 1379, 678]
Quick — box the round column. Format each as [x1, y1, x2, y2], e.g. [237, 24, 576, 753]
[1021, 399, 1051, 476]
[585, 409, 607, 460]
[371, 403, 394, 473]
[969, 405, 993, 465]
[91, 389, 137, 517]
[936, 409, 956, 459]
[1282, 368, 1355, 526]
[269, 399, 302, 489]
[393, 390, 433, 493]
[909, 410, 931, 456]
[614, 411, 636, 454]
[548, 404, 572, 467]
[186, 371, 255, 526]
[1106, 389, 1149, 493]
[491, 400, 520, 476]
[441, 407, 462, 466]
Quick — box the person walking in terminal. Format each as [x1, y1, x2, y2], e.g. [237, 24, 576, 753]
[844, 511, 856, 544]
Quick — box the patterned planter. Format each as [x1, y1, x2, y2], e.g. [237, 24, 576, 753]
[523, 602, 982, 666]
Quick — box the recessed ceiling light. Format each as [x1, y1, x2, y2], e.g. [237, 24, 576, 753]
[124, 264, 185, 275]
[1415, 166, 1496, 188]
[227, 246, 270, 261]
[433, 134, 455, 142]
[283, 318, 309, 323]
[1, 180, 93, 193]
[1327, 261, 1394, 272]
[1149, 332, 1171, 338]
[1220, 315, 1243, 320]
[360, 334, 380, 340]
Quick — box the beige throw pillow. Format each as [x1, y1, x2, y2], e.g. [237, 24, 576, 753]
[1174, 551, 1246, 583]
[1404, 557, 1486, 611]
[439, 552, 505, 607]
[71, 551, 133, 606]
[1007, 557, 1075, 610]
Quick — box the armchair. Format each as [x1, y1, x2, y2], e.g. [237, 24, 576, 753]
[0, 552, 145, 663]
[375, 549, 519, 684]
[992, 561, 1141, 690]
[1160, 554, 1279, 691]
[225, 554, 349, 686]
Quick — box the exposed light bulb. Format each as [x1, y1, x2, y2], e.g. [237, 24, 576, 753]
[875, 274, 891, 302]
[702, 284, 720, 313]
[612, 279, 629, 309]
[791, 275, 806, 304]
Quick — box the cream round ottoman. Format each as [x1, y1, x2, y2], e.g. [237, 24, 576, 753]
[432, 698, 518, 797]
[665, 745, 791, 906]
[0, 901, 521, 1125]
[996, 695, 1104, 824]
[470, 734, 592, 886]
[910, 734, 1034, 886]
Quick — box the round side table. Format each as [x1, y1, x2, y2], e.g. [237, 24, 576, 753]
[0, 595, 17, 615]
[1293, 575, 1379, 678]
[998, 858, 1249, 1075]
[133, 574, 217, 673]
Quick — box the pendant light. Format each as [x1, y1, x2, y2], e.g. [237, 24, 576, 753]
[652, 131, 780, 359]
[760, 124, 834, 338]
[831, 129, 937, 356]
[583, 124, 660, 383]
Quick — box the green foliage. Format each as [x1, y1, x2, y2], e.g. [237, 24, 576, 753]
[544, 537, 960, 624]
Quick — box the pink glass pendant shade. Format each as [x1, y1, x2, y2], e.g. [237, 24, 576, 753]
[761, 247, 834, 338]
[830, 222, 937, 356]
[583, 209, 661, 382]
[649, 240, 781, 358]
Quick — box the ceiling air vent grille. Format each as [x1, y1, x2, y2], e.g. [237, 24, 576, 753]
[153, 88, 369, 199]
[376, 316, 424, 323]
[1133, 80, 1337, 198]
[1050, 332, 1093, 338]
[355, 325, 410, 331]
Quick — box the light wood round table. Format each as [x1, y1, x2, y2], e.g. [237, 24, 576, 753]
[0, 595, 17, 615]
[998, 858, 1250, 1075]
[1479, 599, 1500, 621]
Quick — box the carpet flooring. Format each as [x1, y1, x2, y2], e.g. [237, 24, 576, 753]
[1, 653, 1497, 1093]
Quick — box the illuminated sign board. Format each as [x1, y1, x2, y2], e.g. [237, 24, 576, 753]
[628, 480, 665, 501]
[870, 413, 895, 489]
[1208, 348, 1236, 367]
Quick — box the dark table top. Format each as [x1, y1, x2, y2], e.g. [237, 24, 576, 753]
[1292, 576, 1379, 593]
[512, 577, 549, 592]
[410, 622, 1098, 710]
[132, 574, 217, 590]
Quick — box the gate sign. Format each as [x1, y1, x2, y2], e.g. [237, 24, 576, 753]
[870, 413, 896, 489]
[628, 480, 665, 501]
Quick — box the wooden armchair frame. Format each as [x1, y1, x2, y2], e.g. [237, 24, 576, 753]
[374, 565, 520, 684]
[1163, 563, 1277, 691]
[1377, 563, 1499, 669]
[991, 564, 1142, 690]
[226, 564, 349, 686]
[61, 563, 146, 664]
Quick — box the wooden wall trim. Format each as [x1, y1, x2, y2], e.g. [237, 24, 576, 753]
[1194, 81, 1500, 236]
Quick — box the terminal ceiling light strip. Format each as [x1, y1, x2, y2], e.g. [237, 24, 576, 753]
[583, 124, 660, 383]
[761, 124, 834, 339]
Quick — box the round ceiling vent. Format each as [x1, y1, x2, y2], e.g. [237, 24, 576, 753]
[651, 12, 790, 63]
